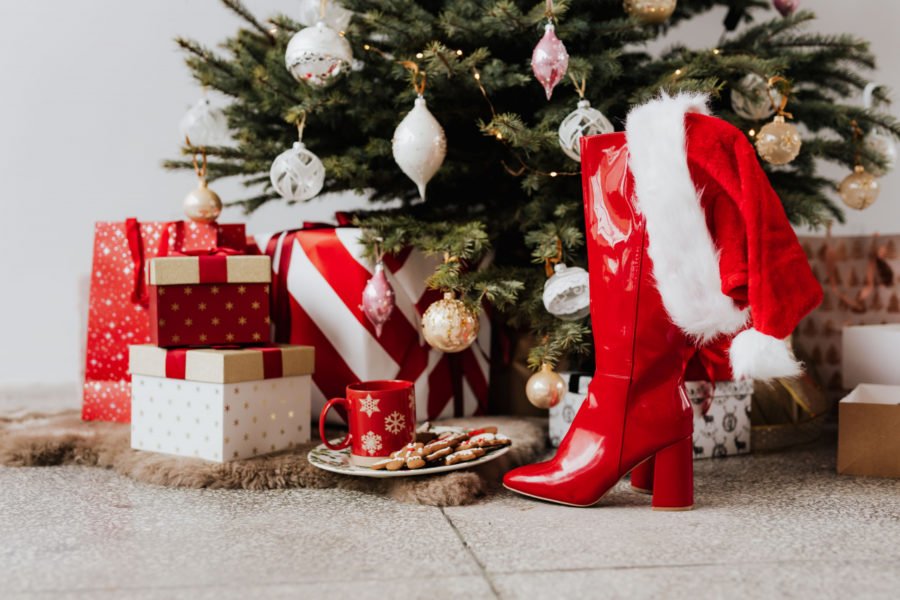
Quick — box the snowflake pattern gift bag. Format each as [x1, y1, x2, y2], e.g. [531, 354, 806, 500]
[82, 218, 246, 422]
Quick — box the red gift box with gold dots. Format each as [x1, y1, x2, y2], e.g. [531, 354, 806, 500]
[147, 255, 272, 347]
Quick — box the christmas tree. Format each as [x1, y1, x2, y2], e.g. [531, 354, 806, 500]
[166, 0, 899, 371]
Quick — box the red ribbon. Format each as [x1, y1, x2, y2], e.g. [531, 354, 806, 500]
[266, 213, 355, 342]
[164, 345, 284, 380]
[168, 246, 244, 284]
[126, 218, 149, 306]
[126, 219, 247, 306]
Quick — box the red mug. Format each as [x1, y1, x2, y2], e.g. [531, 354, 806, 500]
[319, 380, 417, 466]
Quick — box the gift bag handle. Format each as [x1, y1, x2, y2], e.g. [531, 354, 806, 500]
[319, 397, 352, 450]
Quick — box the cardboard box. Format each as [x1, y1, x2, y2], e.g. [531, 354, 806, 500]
[551, 373, 752, 459]
[130, 344, 313, 462]
[147, 255, 272, 347]
[838, 385, 900, 478]
[842, 325, 900, 388]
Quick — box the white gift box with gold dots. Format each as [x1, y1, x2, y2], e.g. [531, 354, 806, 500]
[129, 344, 313, 462]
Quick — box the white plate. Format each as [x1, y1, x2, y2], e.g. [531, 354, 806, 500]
[307, 427, 512, 478]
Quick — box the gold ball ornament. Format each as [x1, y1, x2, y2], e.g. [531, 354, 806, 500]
[421, 292, 480, 353]
[755, 115, 802, 165]
[839, 165, 880, 210]
[525, 363, 567, 410]
[623, 0, 677, 25]
[183, 179, 222, 224]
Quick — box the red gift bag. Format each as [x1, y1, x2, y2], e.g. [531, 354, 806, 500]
[254, 225, 491, 423]
[82, 219, 246, 422]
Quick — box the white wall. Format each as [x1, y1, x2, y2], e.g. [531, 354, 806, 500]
[0, 1, 898, 386]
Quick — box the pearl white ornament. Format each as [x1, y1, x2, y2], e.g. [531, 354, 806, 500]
[421, 292, 479, 353]
[839, 165, 880, 210]
[731, 73, 781, 122]
[558, 99, 614, 162]
[542, 263, 591, 320]
[183, 179, 222, 224]
[864, 128, 897, 176]
[755, 115, 802, 165]
[179, 98, 230, 147]
[270, 141, 326, 201]
[285, 21, 352, 86]
[392, 96, 447, 200]
[525, 363, 566, 409]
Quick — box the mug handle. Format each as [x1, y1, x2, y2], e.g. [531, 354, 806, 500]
[319, 397, 352, 450]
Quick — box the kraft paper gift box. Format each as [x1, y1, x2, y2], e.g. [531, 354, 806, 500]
[147, 255, 272, 347]
[551, 373, 752, 459]
[842, 324, 900, 388]
[129, 344, 313, 462]
[83, 219, 247, 422]
[837, 384, 900, 478]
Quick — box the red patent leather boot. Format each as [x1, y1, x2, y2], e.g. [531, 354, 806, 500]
[503, 132, 695, 510]
[630, 459, 654, 495]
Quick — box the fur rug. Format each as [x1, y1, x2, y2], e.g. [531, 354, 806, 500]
[0, 411, 546, 506]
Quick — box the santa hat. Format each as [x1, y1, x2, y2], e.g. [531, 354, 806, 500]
[624, 93, 822, 380]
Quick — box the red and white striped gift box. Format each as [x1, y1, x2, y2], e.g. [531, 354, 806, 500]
[254, 226, 491, 423]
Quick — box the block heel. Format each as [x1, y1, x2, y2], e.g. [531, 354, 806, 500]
[651, 437, 693, 511]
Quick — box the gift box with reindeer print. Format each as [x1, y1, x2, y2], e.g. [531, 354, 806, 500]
[552, 374, 752, 459]
[685, 380, 753, 459]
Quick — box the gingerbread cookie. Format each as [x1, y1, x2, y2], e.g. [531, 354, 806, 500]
[444, 447, 486, 465]
[422, 439, 451, 455]
[425, 447, 453, 463]
[406, 455, 426, 470]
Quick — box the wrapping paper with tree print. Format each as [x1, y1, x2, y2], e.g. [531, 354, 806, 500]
[794, 234, 900, 401]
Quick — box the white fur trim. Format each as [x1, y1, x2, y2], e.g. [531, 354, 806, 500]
[730, 328, 802, 380]
[625, 93, 749, 342]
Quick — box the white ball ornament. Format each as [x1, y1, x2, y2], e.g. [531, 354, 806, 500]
[285, 21, 352, 86]
[270, 141, 326, 201]
[179, 98, 230, 147]
[558, 99, 614, 162]
[543, 263, 591, 320]
[731, 73, 781, 122]
[392, 96, 447, 201]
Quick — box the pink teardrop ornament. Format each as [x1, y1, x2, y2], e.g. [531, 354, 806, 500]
[772, 0, 799, 17]
[531, 22, 569, 101]
[360, 262, 395, 337]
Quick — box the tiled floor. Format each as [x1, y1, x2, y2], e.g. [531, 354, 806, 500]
[2, 390, 898, 599]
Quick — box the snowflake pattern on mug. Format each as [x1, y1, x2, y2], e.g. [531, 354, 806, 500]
[361, 431, 383, 455]
[384, 411, 406, 435]
[359, 394, 381, 417]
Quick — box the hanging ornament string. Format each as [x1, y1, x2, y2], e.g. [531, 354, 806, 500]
[545, 0, 555, 20]
[568, 73, 587, 99]
[296, 110, 308, 143]
[187, 136, 209, 182]
[399, 61, 427, 96]
[544, 238, 563, 277]
[850, 119, 864, 167]
[767, 75, 793, 119]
